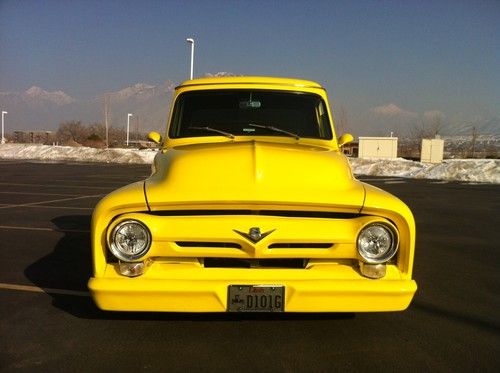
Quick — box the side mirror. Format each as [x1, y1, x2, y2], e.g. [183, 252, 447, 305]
[337, 133, 354, 147]
[148, 131, 162, 145]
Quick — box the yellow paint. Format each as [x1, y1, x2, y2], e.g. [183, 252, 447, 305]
[89, 76, 417, 312]
[338, 133, 354, 147]
[147, 131, 162, 144]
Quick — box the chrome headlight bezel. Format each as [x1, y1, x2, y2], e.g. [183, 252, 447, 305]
[356, 222, 399, 264]
[107, 220, 152, 262]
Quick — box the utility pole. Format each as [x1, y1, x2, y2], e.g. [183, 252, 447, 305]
[336, 105, 348, 135]
[186, 38, 195, 79]
[103, 95, 110, 148]
[1, 111, 7, 144]
[127, 113, 133, 146]
[471, 126, 477, 159]
[136, 115, 139, 141]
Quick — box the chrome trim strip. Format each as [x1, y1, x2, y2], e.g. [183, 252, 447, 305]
[176, 82, 325, 90]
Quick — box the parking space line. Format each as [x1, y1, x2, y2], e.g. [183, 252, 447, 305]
[14, 205, 94, 211]
[0, 182, 112, 190]
[0, 191, 80, 197]
[86, 174, 149, 179]
[357, 178, 406, 183]
[0, 282, 90, 297]
[384, 180, 407, 184]
[0, 225, 89, 233]
[52, 179, 129, 185]
[17, 205, 94, 211]
[0, 194, 104, 210]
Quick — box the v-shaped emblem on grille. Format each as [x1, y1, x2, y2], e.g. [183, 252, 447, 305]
[233, 227, 275, 244]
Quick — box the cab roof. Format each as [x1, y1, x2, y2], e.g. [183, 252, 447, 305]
[177, 76, 324, 90]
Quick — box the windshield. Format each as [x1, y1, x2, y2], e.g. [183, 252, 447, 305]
[169, 90, 333, 140]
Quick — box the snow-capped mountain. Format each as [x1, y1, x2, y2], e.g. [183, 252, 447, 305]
[101, 80, 176, 132]
[106, 82, 176, 102]
[0, 86, 75, 107]
[0, 81, 176, 132]
[0, 75, 498, 137]
[23, 86, 75, 105]
[445, 116, 500, 136]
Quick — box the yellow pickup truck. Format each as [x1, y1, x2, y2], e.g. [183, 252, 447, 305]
[88, 76, 417, 312]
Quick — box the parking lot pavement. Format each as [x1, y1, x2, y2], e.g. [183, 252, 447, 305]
[0, 161, 499, 372]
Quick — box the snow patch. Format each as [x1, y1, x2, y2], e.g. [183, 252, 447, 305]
[0, 144, 156, 164]
[24, 86, 74, 105]
[349, 158, 499, 184]
[0, 144, 498, 184]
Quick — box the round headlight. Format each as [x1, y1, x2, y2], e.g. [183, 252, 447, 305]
[108, 220, 151, 262]
[357, 223, 398, 264]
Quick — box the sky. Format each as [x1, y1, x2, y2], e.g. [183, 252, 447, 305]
[0, 0, 499, 135]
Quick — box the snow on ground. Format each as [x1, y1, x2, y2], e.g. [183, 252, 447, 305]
[0, 143, 499, 184]
[0, 143, 157, 164]
[349, 158, 499, 184]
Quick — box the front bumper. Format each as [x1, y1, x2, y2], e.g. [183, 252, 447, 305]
[88, 262, 417, 312]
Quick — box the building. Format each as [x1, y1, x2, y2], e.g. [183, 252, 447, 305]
[358, 137, 398, 159]
[13, 131, 55, 144]
[421, 138, 444, 163]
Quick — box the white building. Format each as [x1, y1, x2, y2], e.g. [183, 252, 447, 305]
[358, 137, 398, 159]
[421, 138, 444, 163]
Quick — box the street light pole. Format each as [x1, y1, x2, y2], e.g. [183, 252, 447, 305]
[1, 111, 7, 144]
[127, 113, 133, 146]
[186, 38, 195, 80]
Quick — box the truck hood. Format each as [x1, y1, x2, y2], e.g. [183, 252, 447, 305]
[145, 141, 365, 212]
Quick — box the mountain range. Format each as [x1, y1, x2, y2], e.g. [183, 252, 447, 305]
[0, 81, 176, 133]
[1, 77, 498, 137]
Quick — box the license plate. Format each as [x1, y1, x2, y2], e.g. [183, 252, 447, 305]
[227, 285, 285, 312]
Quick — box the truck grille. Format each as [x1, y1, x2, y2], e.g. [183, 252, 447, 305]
[176, 241, 242, 249]
[203, 258, 307, 269]
[268, 243, 333, 249]
[176, 241, 333, 250]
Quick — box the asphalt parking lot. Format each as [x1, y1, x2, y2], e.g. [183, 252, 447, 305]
[0, 161, 499, 372]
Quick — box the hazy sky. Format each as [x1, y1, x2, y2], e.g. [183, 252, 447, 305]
[0, 0, 498, 134]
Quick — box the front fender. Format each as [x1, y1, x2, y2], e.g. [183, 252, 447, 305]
[361, 183, 416, 278]
[91, 181, 149, 276]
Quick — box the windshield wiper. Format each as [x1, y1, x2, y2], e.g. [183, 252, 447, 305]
[189, 126, 235, 139]
[248, 123, 300, 140]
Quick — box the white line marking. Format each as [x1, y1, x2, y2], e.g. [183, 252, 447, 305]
[0, 282, 90, 297]
[86, 174, 149, 179]
[0, 194, 103, 210]
[52, 179, 127, 185]
[15, 205, 94, 211]
[0, 191, 80, 197]
[384, 181, 407, 184]
[359, 178, 404, 182]
[0, 182, 112, 190]
[0, 203, 92, 210]
[0, 225, 89, 233]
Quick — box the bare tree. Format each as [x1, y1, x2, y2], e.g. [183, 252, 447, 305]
[409, 112, 443, 140]
[108, 126, 127, 147]
[87, 122, 127, 147]
[88, 122, 106, 139]
[56, 121, 89, 144]
[428, 113, 443, 138]
[335, 105, 349, 135]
